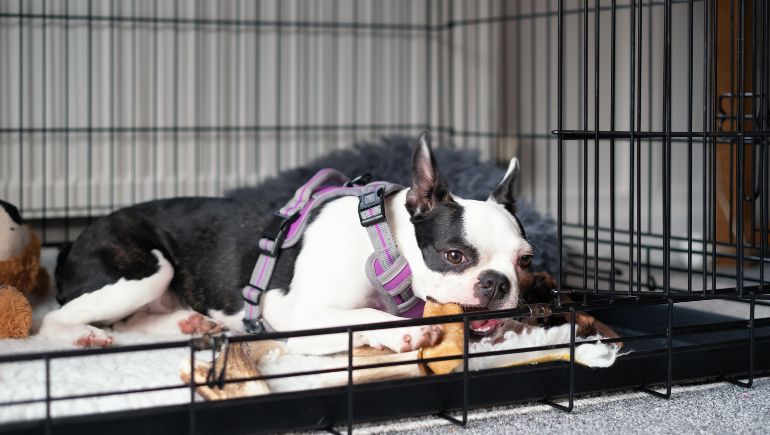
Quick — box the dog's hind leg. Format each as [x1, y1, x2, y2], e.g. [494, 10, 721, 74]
[39, 250, 174, 347]
[112, 310, 224, 336]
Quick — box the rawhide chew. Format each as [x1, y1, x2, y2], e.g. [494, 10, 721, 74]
[421, 302, 464, 375]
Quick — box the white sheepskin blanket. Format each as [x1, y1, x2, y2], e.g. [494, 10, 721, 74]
[259, 325, 621, 393]
[0, 249, 621, 424]
[0, 250, 194, 424]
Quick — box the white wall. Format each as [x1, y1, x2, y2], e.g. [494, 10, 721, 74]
[3, 0, 504, 218]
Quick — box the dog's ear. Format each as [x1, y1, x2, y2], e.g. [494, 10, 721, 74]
[406, 131, 451, 218]
[489, 157, 520, 213]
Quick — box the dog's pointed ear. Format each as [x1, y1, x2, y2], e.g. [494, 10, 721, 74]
[489, 157, 520, 213]
[406, 131, 451, 218]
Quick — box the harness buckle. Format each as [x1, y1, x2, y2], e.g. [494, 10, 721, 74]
[242, 317, 265, 334]
[345, 173, 372, 187]
[358, 188, 386, 227]
[259, 212, 300, 257]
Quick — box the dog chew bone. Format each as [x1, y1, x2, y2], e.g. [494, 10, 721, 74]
[313, 350, 425, 388]
[421, 302, 464, 375]
[180, 341, 282, 400]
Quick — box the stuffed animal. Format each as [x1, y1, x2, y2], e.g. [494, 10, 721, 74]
[0, 200, 49, 339]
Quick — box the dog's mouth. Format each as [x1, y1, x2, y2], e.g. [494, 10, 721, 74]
[462, 305, 503, 337]
[426, 297, 504, 337]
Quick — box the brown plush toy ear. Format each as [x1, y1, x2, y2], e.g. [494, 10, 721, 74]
[0, 231, 45, 296]
[0, 286, 32, 339]
[33, 266, 50, 298]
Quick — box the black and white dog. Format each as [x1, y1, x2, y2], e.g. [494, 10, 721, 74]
[40, 133, 534, 353]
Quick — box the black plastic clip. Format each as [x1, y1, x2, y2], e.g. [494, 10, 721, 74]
[344, 172, 372, 187]
[358, 188, 386, 227]
[205, 334, 230, 389]
[259, 211, 300, 257]
[242, 316, 265, 334]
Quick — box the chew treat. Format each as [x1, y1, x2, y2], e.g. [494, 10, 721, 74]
[180, 341, 282, 400]
[421, 302, 464, 375]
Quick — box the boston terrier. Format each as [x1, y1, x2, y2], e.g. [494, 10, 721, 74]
[39, 133, 534, 353]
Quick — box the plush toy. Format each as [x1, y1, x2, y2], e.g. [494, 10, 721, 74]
[0, 200, 49, 339]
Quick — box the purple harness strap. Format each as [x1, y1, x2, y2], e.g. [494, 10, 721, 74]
[242, 169, 424, 333]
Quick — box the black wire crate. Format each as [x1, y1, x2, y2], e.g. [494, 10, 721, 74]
[2, 301, 770, 434]
[0, 0, 768, 433]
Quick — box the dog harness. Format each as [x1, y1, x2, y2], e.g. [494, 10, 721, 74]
[241, 168, 425, 333]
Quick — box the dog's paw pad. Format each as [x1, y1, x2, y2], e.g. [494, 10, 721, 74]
[413, 325, 444, 349]
[178, 313, 223, 335]
[401, 325, 444, 351]
[75, 327, 113, 348]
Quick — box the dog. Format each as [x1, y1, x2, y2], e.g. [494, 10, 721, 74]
[39, 133, 535, 353]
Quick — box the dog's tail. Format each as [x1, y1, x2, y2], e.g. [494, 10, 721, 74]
[53, 242, 74, 304]
[55, 242, 73, 279]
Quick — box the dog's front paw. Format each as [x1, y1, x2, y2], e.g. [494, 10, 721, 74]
[177, 313, 223, 335]
[404, 325, 444, 352]
[362, 325, 444, 353]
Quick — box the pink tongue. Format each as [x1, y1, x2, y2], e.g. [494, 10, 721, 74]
[470, 319, 500, 330]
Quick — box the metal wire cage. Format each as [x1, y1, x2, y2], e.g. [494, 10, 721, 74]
[0, 0, 768, 434]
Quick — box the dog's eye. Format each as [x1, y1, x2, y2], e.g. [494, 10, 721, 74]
[518, 254, 533, 268]
[444, 250, 466, 265]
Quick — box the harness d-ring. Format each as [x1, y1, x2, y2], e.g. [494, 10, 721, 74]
[204, 334, 230, 389]
[216, 335, 230, 389]
[344, 172, 372, 187]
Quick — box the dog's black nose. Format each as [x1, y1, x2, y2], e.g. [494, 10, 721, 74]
[476, 270, 510, 299]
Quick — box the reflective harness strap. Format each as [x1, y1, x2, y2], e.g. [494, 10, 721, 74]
[242, 169, 423, 334]
[358, 186, 424, 318]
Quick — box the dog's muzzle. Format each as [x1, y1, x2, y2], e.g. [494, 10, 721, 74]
[475, 270, 510, 302]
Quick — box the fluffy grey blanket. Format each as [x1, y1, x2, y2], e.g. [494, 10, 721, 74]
[228, 136, 558, 276]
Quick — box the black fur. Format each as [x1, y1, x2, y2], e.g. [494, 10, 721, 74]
[56, 194, 343, 315]
[405, 132, 452, 218]
[404, 133, 481, 275]
[491, 163, 519, 214]
[228, 136, 559, 276]
[56, 135, 559, 317]
[0, 199, 23, 225]
[411, 201, 479, 274]
[56, 198, 271, 313]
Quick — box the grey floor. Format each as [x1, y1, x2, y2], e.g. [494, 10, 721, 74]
[319, 377, 770, 434]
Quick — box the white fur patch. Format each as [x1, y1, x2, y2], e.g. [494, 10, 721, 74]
[39, 250, 174, 345]
[208, 309, 246, 332]
[113, 310, 196, 335]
